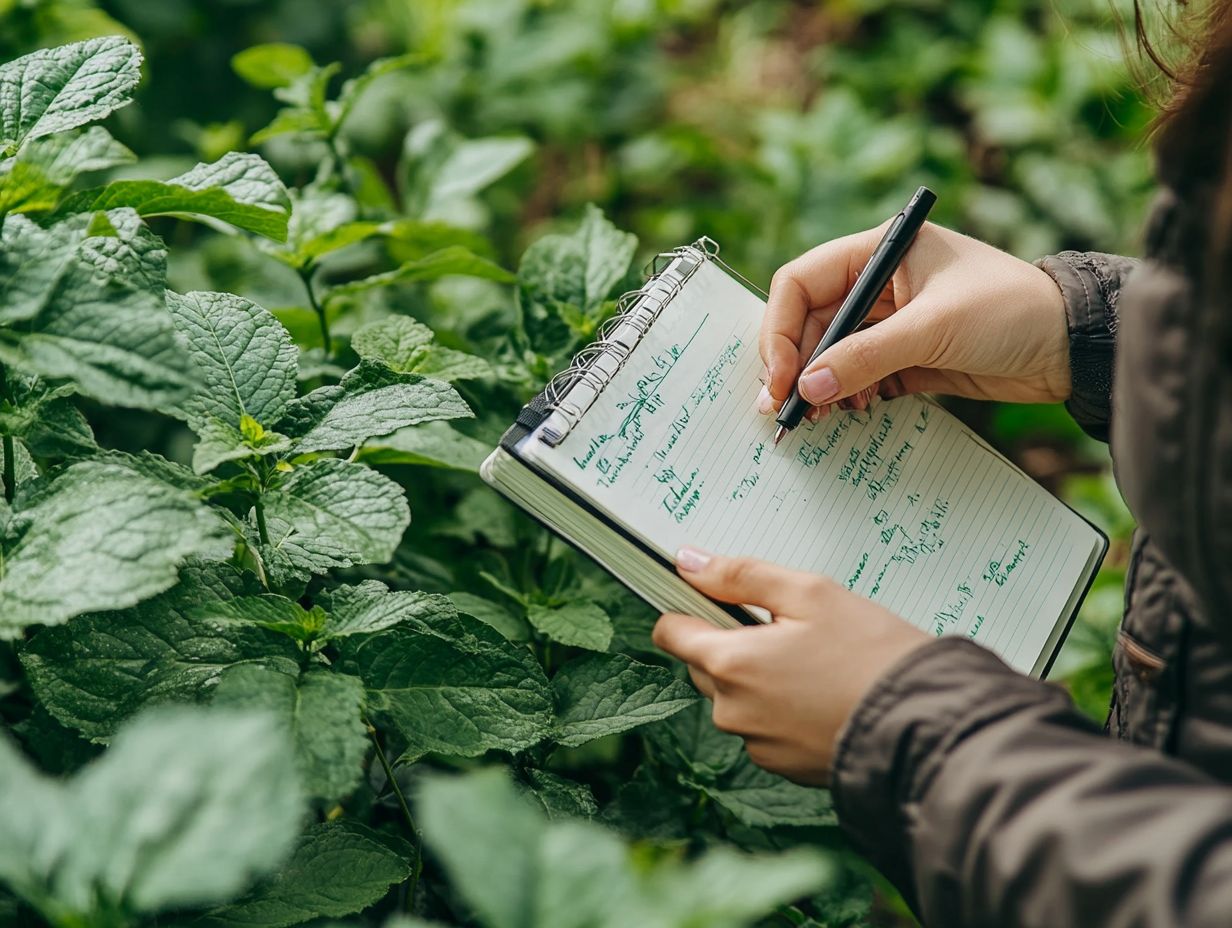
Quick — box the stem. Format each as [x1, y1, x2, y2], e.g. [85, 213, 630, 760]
[300, 267, 330, 357]
[254, 500, 270, 545]
[0, 363, 13, 504]
[366, 716, 423, 904]
[325, 133, 358, 203]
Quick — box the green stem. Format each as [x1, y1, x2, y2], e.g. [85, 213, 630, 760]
[0, 363, 13, 504]
[300, 268, 330, 357]
[325, 133, 358, 203]
[366, 717, 422, 905]
[254, 499, 270, 545]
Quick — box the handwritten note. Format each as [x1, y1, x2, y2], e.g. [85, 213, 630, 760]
[524, 260, 1100, 673]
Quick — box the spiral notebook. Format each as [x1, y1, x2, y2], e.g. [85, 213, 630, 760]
[481, 239, 1106, 677]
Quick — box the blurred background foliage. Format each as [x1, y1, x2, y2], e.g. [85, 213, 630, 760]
[2, 0, 1149, 920]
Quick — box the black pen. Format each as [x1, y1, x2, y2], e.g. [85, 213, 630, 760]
[773, 186, 937, 445]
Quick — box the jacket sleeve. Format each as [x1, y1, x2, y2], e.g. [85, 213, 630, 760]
[831, 638, 1232, 928]
[1034, 251, 1139, 442]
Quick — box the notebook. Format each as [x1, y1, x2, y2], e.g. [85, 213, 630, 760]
[482, 239, 1107, 678]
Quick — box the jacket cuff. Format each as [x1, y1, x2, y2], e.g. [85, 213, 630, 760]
[830, 637, 1073, 903]
[1034, 251, 1137, 442]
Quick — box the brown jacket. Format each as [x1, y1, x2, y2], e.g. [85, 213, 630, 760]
[831, 170, 1232, 926]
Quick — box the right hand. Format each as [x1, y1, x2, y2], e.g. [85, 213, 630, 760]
[758, 222, 1072, 417]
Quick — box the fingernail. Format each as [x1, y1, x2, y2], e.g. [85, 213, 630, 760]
[798, 367, 839, 404]
[676, 546, 712, 572]
[806, 405, 821, 423]
[756, 385, 774, 415]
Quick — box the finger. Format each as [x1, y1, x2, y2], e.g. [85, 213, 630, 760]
[797, 299, 946, 406]
[761, 228, 886, 402]
[653, 612, 728, 665]
[675, 547, 836, 618]
[688, 665, 716, 699]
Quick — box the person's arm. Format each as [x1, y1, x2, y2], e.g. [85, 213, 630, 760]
[834, 637, 1232, 928]
[654, 553, 1232, 928]
[1034, 252, 1140, 442]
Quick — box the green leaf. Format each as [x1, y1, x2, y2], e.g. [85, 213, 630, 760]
[328, 246, 515, 301]
[694, 755, 835, 828]
[193, 594, 329, 644]
[193, 822, 413, 927]
[643, 700, 742, 780]
[20, 562, 300, 741]
[521, 769, 598, 821]
[518, 204, 637, 316]
[335, 53, 423, 128]
[164, 290, 297, 423]
[400, 120, 532, 215]
[0, 373, 95, 457]
[351, 316, 490, 381]
[250, 107, 330, 145]
[0, 36, 143, 154]
[552, 653, 696, 747]
[214, 666, 368, 803]
[0, 212, 194, 409]
[527, 601, 613, 652]
[0, 461, 232, 639]
[0, 705, 304, 919]
[318, 580, 457, 638]
[254, 458, 410, 585]
[60, 152, 291, 240]
[231, 43, 315, 90]
[352, 614, 552, 759]
[0, 126, 135, 214]
[417, 769, 545, 928]
[360, 420, 490, 472]
[448, 592, 531, 641]
[281, 361, 471, 454]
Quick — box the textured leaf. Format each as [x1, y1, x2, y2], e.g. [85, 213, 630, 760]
[0, 706, 303, 918]
[0, 212, 194, 408]
[255, 458, 410, 584]
[20, 562, 299, 741]
[0, 461, 232, 639]
[194, 822, 413, 927]
[351, 316, 491, 382]
[448, 592, 531, 641]
[352, 615, 552, 759]
[231, 43, 315, 90]
[329, 246, 514, 300]
[527, 601, 613, 652]
[281, 361, 470, 454]
[552, 653, 696, 747]
[60, 153, 291, 239]
[518, 204, 636, 316]
[193, 595, 328, 644]
[0, 37, 142, 153]
[165, 289, 298, 467]
[417, 769, 545, 928]
[360, 421, 489, 472]
[695, 756, 835, 828]
[642, 701, 743, 780]
[214, 666, 368, 802]
[521, 769, 598, 821]
[0, 126, 134, 213]
[318, 580, 457, 638]
[0, 373, 95, 457]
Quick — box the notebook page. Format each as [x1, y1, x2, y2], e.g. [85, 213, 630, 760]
[521, 260, 1098, 672]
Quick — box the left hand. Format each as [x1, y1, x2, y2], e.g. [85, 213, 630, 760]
[653, 548, 930, 786]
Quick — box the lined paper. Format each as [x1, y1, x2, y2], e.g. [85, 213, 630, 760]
[522, 259, 1099, 671]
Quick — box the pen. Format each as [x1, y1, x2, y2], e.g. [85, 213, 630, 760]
[773, 185, 937, 445]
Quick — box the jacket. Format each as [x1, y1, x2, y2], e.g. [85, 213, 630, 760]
[830, 168, 1232, 927]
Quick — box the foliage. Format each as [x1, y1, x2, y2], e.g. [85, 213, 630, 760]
[0, 0, 1149, 924]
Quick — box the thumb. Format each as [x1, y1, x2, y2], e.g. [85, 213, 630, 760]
[674, 547, 839, 618]
[797, 304, 943, 405]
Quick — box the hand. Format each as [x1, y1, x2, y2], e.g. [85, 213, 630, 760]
[757, 222, 1071, 418]
[652, 548, 929, 786]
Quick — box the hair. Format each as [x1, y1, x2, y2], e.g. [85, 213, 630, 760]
[1132, 0, 1232, 282]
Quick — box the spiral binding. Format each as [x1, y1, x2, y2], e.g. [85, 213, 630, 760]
[536, 237, 721, 447]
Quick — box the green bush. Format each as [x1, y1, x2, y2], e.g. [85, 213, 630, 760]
[0, 1, 1147, 924]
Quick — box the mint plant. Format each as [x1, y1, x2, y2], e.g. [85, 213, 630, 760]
[0, 35, 863, 928]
